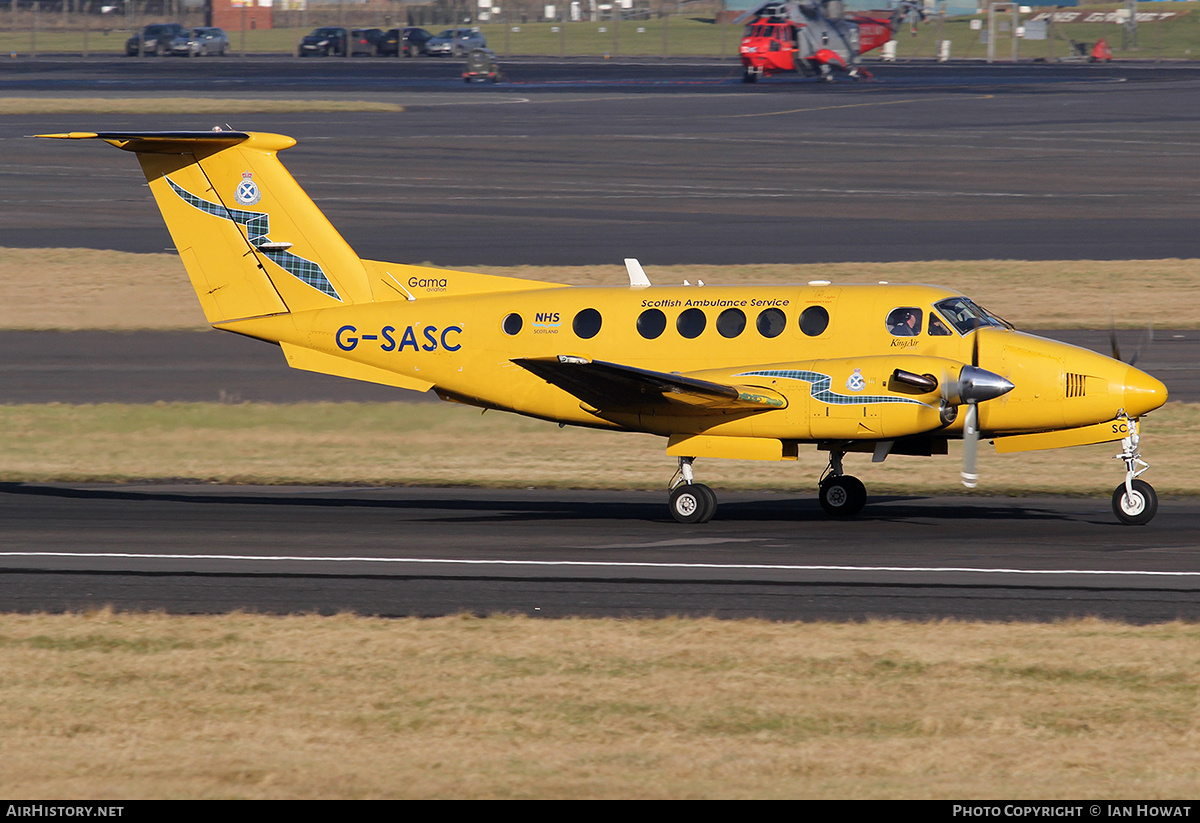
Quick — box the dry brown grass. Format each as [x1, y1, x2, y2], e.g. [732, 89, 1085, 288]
[1, 611, 1197, 799]
[0, 248, 207, 330]
[1, 248, 1196, 330]
[0, 401, 1195, 495]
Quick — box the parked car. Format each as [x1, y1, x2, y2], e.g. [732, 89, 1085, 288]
[425, 28, 486, 57]
[379, 27, 433, 57]
[125, 22, 185, 57]
[169, 27, 229, 57]
[298, 26, 349, 57]
[350, 28, 387, 56]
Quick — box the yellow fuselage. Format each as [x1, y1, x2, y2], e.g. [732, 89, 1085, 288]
[225, 281, 1166, 452]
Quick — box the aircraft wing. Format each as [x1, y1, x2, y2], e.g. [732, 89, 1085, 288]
[513, 356, 786, 413]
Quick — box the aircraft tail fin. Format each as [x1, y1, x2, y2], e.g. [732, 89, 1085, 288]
[38, 130, 375, 325]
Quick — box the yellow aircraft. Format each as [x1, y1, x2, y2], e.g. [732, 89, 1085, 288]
[40, 129, 1169, 525]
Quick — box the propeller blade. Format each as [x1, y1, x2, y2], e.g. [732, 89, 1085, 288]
[1130, 323, 1153, 367]
[961, 401, 979, 489]
[1109, 313, 1122, 362]
[947, 326, 1009, 490]
[1109, 320, 1154, 366]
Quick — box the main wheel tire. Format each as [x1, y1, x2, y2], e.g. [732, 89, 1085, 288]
[669, 483, 716, 524]
[819, 475, 867, 517]
[1112, 479, 1158, 525]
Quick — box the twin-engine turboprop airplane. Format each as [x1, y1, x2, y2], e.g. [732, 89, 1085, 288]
[39, 129, 1169, 524]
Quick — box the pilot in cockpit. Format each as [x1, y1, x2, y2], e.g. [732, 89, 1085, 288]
[888, 308, 921, 336]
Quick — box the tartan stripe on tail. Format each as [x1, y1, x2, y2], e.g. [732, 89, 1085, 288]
[166, 177, 342, 301]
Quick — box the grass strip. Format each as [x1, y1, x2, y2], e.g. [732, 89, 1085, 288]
[0, 97, 404, 114]
[0, 400, 1194, 495]
[1, 611, 1198, 799]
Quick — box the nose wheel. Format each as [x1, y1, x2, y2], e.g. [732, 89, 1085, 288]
[1111, 416, 1158, 525]
[1112, 479, 1157, 526]
[668, 457, 717, 524]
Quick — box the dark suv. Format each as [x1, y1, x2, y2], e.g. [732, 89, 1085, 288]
[350, 28, 387, 56]
[125, 23, 185, 57]
[379, 27, 434, 57]
[299, 27, 349, 57]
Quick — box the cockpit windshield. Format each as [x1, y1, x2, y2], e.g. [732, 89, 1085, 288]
[932, 297, 1012, 335]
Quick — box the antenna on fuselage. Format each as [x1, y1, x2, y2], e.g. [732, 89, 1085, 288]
[625, 258, 651, 288]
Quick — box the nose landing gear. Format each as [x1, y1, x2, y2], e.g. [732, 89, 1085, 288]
[1112, 416, 1158, 525]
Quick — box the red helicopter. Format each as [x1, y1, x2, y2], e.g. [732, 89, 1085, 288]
[737, 0, 925, 83]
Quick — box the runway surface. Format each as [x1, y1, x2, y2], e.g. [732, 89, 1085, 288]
[3, 483, 1199, 622]
[2, 58, 1196, 621]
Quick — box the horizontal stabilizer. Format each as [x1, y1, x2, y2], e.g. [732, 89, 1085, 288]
[280, 343, 434, 394]
[513, 356, 786, 413]
[37, 130, 252, 154]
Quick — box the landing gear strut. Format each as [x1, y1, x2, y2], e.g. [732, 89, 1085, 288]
[668, 456, 717, 524]
[818, 449, 867, 517]
[1112, 416, 1157, 525]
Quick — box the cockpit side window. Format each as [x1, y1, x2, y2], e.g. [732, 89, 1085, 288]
[887, 307, 922, 337]
[928, 313, 952, 336]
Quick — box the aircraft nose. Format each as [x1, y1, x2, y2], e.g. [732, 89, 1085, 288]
[1122, 365, 1168, 418]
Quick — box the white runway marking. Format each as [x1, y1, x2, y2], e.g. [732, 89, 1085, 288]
[2, 552, 1198, 578]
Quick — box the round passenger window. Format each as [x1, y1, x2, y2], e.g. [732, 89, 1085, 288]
[502, 313, 523, 336]
[799, 305, 829, 337]
[573, 308, 602, 339]
[717, 308, 746, 339]
[676, 308, 706, 339]
[757, 308, 786, 338]
[637, 309, 666, 340]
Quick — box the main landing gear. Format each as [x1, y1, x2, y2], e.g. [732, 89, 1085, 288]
[668, 457, 717, 524]
[1112, 416, 1158, 525]
[666, 451, 870, 524]
[818, 448, 866, 517]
